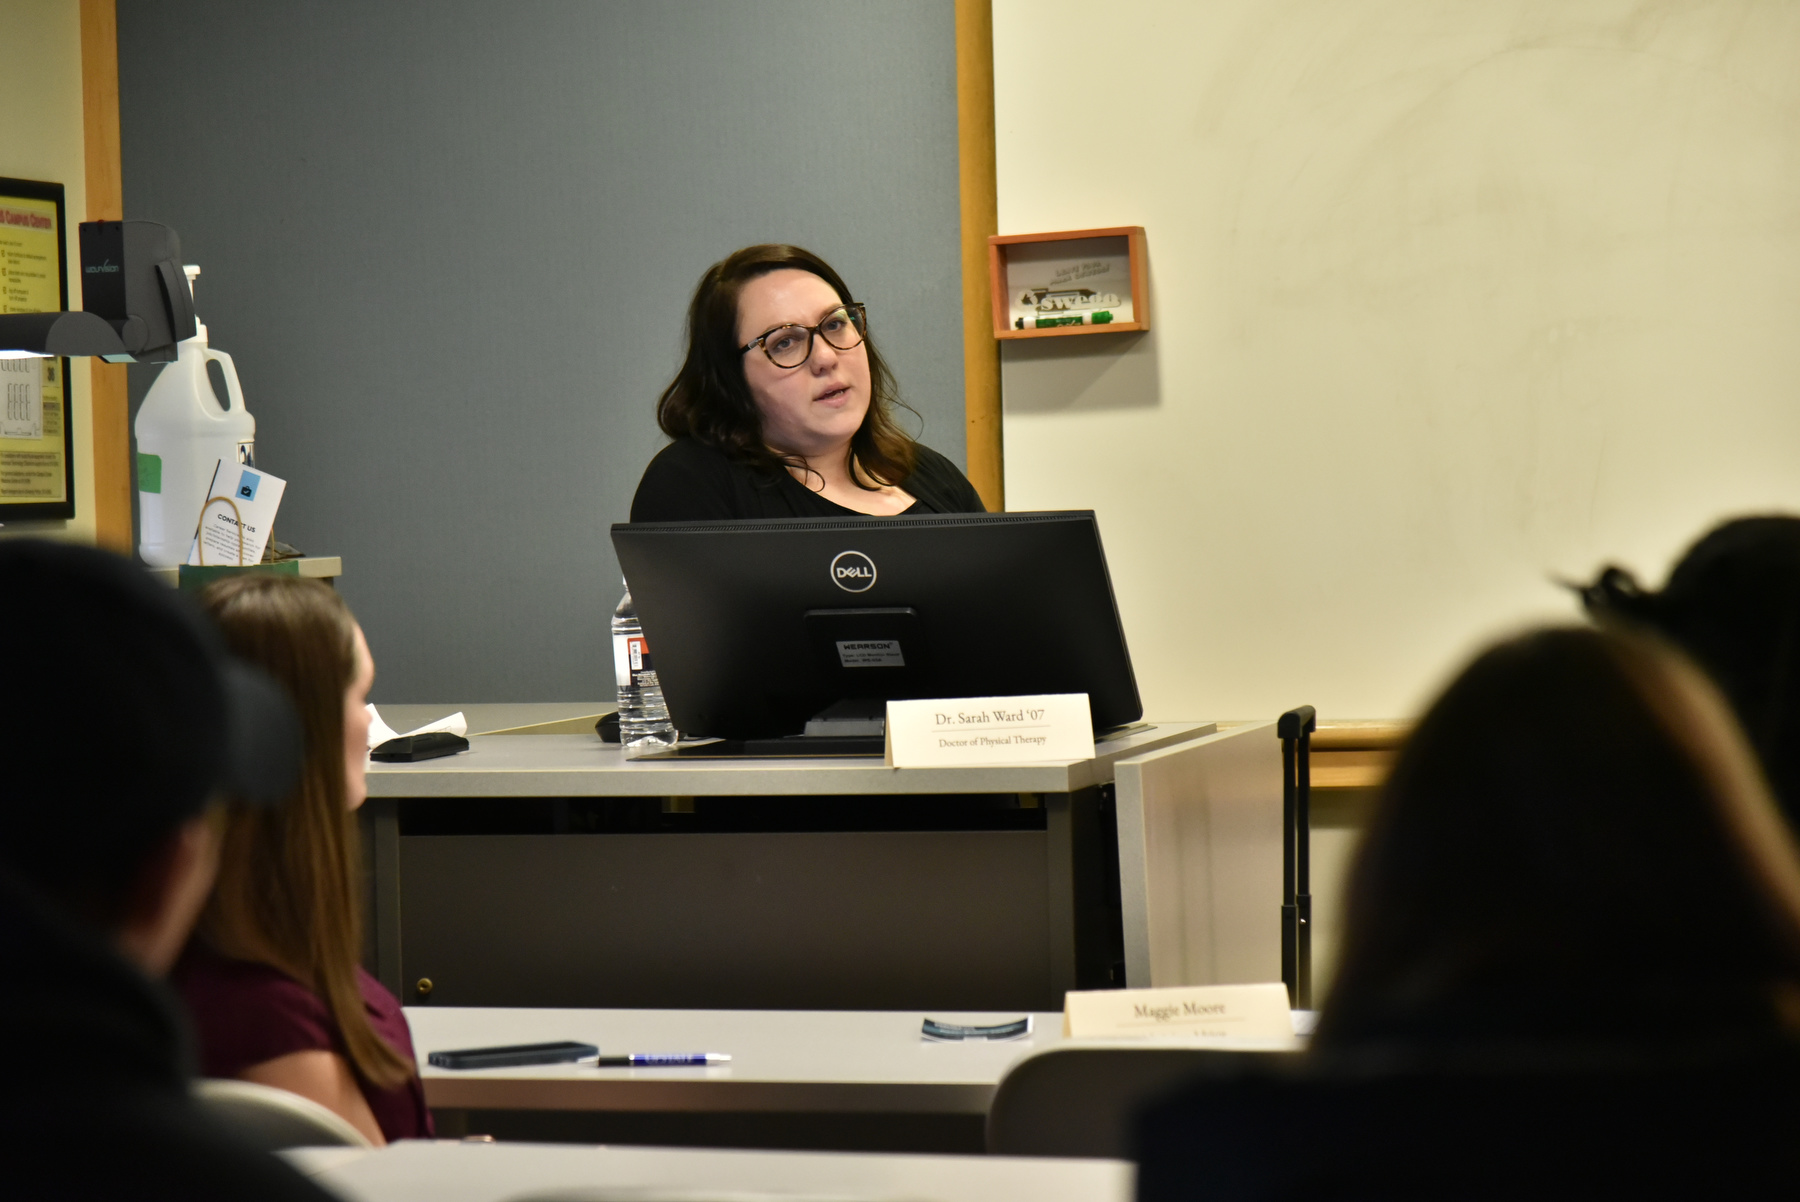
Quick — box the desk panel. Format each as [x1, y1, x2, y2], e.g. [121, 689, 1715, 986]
[1114, 723, 1284, 988]
[362, 723, 1216, 1012]
[400, 829, 1055, 1010]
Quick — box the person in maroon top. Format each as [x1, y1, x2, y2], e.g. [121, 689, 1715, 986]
[0, 539, 336, 1200]
[174, 575, 431, 1144]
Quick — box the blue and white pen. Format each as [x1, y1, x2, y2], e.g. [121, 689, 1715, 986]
[592, 1053, 731, 1067]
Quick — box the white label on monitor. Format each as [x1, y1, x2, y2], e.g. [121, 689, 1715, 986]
[885, 693, 1093, 767]
[837, 639, 904, 668]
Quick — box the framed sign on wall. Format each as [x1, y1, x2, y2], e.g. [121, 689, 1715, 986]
[0, 177, 75, 521]
[989, 225, 1149, 341]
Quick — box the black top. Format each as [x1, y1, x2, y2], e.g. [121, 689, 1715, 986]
[630, 437, 986, 523]
[1134, 1039, 1800, 1200]
[0, 872, 335, 1202]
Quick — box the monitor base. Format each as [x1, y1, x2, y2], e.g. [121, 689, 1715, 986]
[802, 697, 887, 738]
[633, 735, 885, 760]
[638, 718, 1155, 760]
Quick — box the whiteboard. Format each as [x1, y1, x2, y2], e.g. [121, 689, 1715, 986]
[997, 0, 1800, 718]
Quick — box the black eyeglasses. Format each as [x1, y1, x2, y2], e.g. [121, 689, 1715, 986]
[740, 304, 867, 369]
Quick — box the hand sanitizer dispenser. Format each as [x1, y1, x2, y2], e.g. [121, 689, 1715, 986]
[134, 265, 256, 567]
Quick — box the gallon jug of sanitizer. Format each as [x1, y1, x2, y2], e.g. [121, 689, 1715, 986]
[135, 265, 256, 567]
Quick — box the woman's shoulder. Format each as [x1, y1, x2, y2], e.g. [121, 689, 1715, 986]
[174, 945, 340, 1075]
[175, 944, 319, 1008]
[354, 966, 421, 1059]
[631, 438, 768, 522]
[646, 436, 736, 475]
[905, 443, 986, 514]
[908, 442, 962, 478]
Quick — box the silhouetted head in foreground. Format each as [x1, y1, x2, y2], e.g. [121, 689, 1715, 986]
[1315, 626, 1800, 1050]
[1579, 516, 1800, 831]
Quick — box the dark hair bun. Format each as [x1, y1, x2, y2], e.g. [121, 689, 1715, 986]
[1574, 565, 1661, 625]
[1579, 516, 1800, 832]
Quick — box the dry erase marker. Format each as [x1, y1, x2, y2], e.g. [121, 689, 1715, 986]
[593, 1053, 731, 1067]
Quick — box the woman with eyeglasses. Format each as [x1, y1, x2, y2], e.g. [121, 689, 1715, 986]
[630, 245, 985, 521]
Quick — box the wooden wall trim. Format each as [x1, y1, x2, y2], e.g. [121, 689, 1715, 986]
[80, 0, 130, 551]
[955, 0, 1002, 511]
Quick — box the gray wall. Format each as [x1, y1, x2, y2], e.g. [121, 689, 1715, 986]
[119, 1, 963, 702]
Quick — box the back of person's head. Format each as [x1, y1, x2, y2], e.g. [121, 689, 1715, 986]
[1316, 626, 1800, 1050]
[194, 573, 410, 1088]
[0, 540, 298, 932]
[1580, 516, 1800, 829]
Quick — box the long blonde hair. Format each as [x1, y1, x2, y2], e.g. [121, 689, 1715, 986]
[196, 574, 411, 1089]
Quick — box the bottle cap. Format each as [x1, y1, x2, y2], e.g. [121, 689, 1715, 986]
[183, 265, 207, 344]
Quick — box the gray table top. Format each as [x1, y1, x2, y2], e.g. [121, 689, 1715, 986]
[369, 722, 1215, 798]
[146, 556, 343, 586]
[286, 1142, 1132, 1202]
[372, 702, 612, 736]
[407, 1007, 1064, 1115]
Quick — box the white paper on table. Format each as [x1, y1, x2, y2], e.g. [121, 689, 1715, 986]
[366, 704, 467, 751]
[186, 460, 287, 566]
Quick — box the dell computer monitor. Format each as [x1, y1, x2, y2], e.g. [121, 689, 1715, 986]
[610, 510, 1141, 744]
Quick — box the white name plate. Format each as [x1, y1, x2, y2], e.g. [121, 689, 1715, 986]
[1063, 983, 1294, 1040]
[885, 694, 1093, 768]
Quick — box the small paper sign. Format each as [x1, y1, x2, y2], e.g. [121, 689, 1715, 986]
[1063, 983, 1294, 1040]
[885, 693, 1093, 768]
[1, 358, 43, 440]
[187, 460, 287, 566]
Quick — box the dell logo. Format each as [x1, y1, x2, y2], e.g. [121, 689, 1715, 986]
[830, 550, 876, 593]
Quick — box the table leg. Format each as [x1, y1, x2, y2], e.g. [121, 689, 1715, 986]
[1043, 791, 1078, 1000]
[367, 796, 403, 999]
[1044, 785, 1126, 1001]
[431, 1108, 470, 1138]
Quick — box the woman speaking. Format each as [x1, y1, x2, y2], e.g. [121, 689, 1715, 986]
[630, 245, 985, 521]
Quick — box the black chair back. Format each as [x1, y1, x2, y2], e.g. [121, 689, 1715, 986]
[988, 1045, 1294, 1159]
[1136, 1043, 1800, 1199]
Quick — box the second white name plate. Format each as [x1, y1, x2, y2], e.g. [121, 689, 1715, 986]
[1063, 983, 1294, 1040]
[885, 693, 1094, 768]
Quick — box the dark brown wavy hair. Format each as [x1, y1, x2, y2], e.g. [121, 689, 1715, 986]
[1315, 627, 1800, 1051]
[656, 244, 918, 490]
[194, 574, 412, 1091]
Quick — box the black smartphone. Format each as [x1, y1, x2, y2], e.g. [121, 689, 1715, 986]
[425, 1040, 599, 1070]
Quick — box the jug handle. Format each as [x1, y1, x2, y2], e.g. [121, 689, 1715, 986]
[204, 348, 247, 413]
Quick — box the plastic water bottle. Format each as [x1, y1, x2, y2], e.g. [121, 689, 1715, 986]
[612, 584, 678, 755]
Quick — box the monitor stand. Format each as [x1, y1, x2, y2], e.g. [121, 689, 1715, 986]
[636, 698, 887, 760]
[799, 697, 886, 737]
